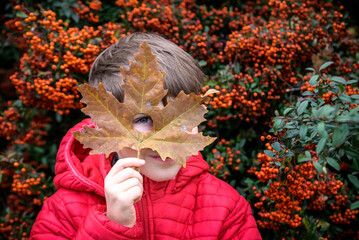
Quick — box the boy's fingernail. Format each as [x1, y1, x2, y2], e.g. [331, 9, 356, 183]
[138, 159, 145, 164]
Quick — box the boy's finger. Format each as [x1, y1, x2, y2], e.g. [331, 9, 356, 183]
[109, 167, 143, 185]
[106, 157, 145, 180]
[124, 186, 143, 204]
[117, 177, 143, 193]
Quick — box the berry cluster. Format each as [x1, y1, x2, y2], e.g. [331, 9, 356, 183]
[0, 106, 20, 141]
[207, 138, 243, 180]
[0, 150, 51, 239]
[6, 9, 122, 114]
[73, 0, 102, 23]
[0, 101, 49, 147]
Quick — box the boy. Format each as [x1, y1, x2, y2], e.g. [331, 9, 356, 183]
[30, 32, 261, 239]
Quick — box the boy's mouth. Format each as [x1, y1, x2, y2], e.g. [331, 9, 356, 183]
[148, 155, 174, 163]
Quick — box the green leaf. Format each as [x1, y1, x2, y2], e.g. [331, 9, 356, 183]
[273, 119, 284, 131]
[302, 217, 310, 230]
[347, 79, 358, 84]
[299, 125, 308, 139]
[348, 174, 359, 188]
[286, 129, 299, 138]
[332, 126, 349, 147]
[320, 105, 335, 117]
[285, 150, 294, 158]
[274, 161, 281, 166]
[63, 5, 72, 18]
[244, 178, 254, 187]
[310, 128, 318, 139]
[345, 148, 359, 159]
[326, 157, 340, 171]
[305, 67, 315, 72]
[298, 101, 309, 115]
[336, 116, 352, 122]
[53, 2, 64, 7]
[302, 91, 315, 96]
[351, 94, 359, 100]
[33, 146, 45, 154]
[264, 150, 276, 158]
[283, 107, 293, 115]
[271, 142, 281, 152]
[338, 93, 352, 103]
[319, 61, 334, 71]
[16, 12, 28, 18]
[338, 84, 345, 94]
[305, 150, 311, 159]
[317, 220, 330, 230]
[313, 161, 322, 174]
[12, 100, 23, 108]
[284, 122, 296, 129]
[72, 12, 80, 23]
[316, 138, 327, 154]
[350, 200, 359, 210]
[309, 75, 319, 86]
[298, 153, 310, 162]
[55, 113, 62, 122]
[317, 122, 328, 138]
[234, 62, 241, 73]
[331, 76, 347, 84]
[237, 139, 246, 148]
[198, 60, 207, 67]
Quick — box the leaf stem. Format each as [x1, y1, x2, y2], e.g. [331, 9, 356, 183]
[135, 146, 140, 172]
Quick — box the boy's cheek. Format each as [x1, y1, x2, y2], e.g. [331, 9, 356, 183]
[118, 148, 138, 159]
[133, 122, 153, 132]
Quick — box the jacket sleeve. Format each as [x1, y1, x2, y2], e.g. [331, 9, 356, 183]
[30, 192, 143, 240]
[219, 195, 262, 240]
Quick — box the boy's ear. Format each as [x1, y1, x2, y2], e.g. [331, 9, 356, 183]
[162, 95, 174, 106]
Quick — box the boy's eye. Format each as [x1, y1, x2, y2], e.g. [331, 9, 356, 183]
[133, 114, 153, 132]
[137, 117, 151, 124]
[137, 117, 151, 123]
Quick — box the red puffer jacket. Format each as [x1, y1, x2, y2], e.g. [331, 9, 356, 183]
[30, 119, 261, 239]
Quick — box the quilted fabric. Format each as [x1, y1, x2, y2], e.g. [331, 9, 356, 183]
[30, 119, 262, 239]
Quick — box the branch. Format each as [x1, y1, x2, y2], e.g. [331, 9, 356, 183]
[275, 116, 359, 125]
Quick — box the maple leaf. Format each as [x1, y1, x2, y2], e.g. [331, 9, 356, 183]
[73, 41, 216, 166]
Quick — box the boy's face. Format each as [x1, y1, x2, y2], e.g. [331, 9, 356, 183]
[118, 100, 198, 182]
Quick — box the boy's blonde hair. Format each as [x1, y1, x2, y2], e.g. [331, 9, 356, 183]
[89, 32, 205, 102]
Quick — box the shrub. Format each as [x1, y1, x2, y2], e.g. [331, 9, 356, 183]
[252, 63, 359, 238]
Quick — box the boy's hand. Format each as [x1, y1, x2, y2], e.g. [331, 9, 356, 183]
[104, 158, 145, 228]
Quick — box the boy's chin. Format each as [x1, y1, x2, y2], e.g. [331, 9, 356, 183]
[140, 164, 182, 182]
[144, 174, 176, 182]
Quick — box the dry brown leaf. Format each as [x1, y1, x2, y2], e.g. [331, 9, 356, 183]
[202, 89, 219, 103]
[73, 41, 216, 166]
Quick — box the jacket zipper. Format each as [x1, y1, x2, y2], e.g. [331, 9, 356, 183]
[141, 179, 150, 240]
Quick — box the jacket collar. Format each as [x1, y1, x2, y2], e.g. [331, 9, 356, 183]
[54, 119, 209, 198]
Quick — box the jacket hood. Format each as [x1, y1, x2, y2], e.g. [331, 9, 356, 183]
[54, 118, 210, 197]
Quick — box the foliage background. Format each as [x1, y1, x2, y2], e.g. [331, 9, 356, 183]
[0, 0, 358, 239]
